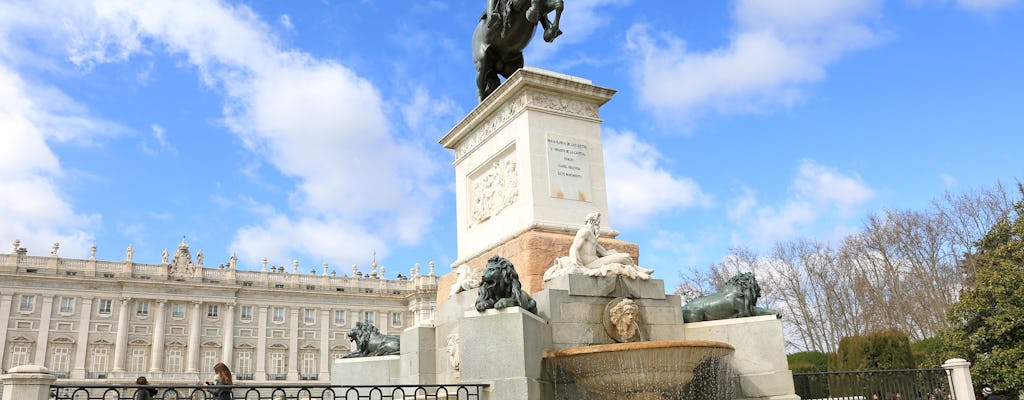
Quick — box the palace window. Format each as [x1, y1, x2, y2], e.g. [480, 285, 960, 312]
[391, 312, 402, 326]
[270, 352, 286, 379]
[166, 349, 183, 373]
[171, 303, 185, 319]
[136, 301, 149, 317]
[203, 350, 217, 373]
[272, 307, 285, 323]
[97, 299, 113, 315]
[51, 346, 71, 374]
[207, 304, 219, 318]
[334, 310, 346, 326]
[59, 297, 75, 313]
[90, 347, 108, 374]
[236, 351, 252, 379]
[129, 348, 147, 373]
[19, 295, 35, 312]
[301, 352, 317, 379]
[9, 344, 30, 369]
[362, 311, 374, 324]
[240, 306, 253, 321]
[303, 309, 316, 324]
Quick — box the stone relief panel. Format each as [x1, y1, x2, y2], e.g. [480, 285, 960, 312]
[468, 149, 518, 227]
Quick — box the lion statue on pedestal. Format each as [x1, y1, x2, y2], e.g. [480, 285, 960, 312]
[682, 272, 781, 323]
[474, 255, 537, 315]
[341, 321, 401, 358]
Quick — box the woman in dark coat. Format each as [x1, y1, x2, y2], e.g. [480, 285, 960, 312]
[133, 376, 158, 400]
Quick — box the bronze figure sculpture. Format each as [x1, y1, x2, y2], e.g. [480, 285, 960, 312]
[682, 272, 781, 323]
[474, 255, 538, 314]
[473, 0, 564, 101]
[341, 321, 401, 358]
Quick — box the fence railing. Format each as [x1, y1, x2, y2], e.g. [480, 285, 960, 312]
[793, 369, 955, 400]
[50, 383, 490, 400]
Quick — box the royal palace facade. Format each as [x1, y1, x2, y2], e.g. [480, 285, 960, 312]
[0, 239, 438, 384]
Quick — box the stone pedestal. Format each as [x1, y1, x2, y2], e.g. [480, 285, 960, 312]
[684, 315, 799, 400]
[436, 230, 638, 303]
[942, 358, 975, 400]
[332, 355, 401, 385]
[1, 365, 56, 400]
[458, 307, 553, 400]
[439, 67, 624, 286]
[400, 323, 437, 385]
[534, 275, 684, 350]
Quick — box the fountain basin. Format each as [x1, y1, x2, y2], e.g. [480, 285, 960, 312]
[544, 340, 734, 400]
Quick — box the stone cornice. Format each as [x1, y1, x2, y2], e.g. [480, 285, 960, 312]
[439, 67, 615, 163]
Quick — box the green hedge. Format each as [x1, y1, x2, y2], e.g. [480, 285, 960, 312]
[789, 351, 829, 372]
[830, 330, 915, 371]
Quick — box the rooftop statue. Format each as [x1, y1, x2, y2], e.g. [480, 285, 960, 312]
[682, 272, 781, 323]
[473, 0, 564, 101]
[543, 212, 654, 281]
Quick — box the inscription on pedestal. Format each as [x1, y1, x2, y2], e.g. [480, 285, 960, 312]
[546, 134, 591, 202]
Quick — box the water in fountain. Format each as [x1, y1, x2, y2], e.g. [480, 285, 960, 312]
[546, 341, 736, 400]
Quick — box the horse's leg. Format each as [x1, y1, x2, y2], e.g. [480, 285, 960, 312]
[526, 0, 543, 23]
[542, 0, 563, 42]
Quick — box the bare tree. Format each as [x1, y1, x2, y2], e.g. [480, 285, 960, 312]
[674, 182, 1017, 352]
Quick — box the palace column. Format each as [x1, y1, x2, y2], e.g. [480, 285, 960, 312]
[33, 295, 54, 366]
[149, 299, 167, 373]
[287, 308, 299, 380]
[70, 297, 93, 379]
[221, 302, 235, 366]
[0, 294, 13, 369]
[318, 308, 330, 380]
[254, 306, 268, 380]
[185, 300, 202, 373]
[111, 297, 131, 373]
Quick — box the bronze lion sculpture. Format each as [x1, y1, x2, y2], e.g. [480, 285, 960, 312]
[475, 255, 537, 314]
[341, 321, 401, 358]
[682, 272, 781, 323]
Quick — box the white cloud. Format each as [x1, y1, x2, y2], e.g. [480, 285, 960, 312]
[603, 129, 711, 228]
[0, 64, 99, 257]
[141, 124, 178, 156]
[625, 0, 885, 122]
[0, 0, 445, 266]
[278, 14, 293, 30]
[728, 160, 874, 248]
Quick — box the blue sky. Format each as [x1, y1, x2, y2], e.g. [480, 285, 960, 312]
[1, 0, 1021, 288]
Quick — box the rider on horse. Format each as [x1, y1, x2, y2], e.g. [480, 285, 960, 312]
[485, 0, 545, 35]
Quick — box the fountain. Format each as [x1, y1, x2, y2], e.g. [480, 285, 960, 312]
[544, 340, 734, 400]
[333, 68, 799, 400]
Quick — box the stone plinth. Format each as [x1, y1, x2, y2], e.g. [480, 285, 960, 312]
[1, 365, 56, 400]
[684, 315, 798, 400]
[535, 275, 684, 350]
[436, 228, 638, 303]
[332, 355, 401, 385]
[439, 67, 620, 267]
[458, 307, 553, 400]
[400, 323, 436, 385]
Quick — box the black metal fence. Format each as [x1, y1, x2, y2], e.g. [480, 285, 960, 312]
[50, 383, 489, 400]
[793, 369, 955, 400]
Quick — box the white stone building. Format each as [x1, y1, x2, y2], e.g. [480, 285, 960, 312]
[0, 239, 437, 384]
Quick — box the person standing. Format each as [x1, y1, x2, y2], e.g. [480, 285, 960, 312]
[205, 362, 234, 400]
[133, 376, 158, 400]
[981, 387, 999, 400]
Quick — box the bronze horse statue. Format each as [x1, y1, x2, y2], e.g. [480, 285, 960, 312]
[473, 0, 564, 102]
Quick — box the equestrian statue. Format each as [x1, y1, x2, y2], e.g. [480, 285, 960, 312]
[473, 0, 564, 102]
